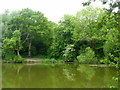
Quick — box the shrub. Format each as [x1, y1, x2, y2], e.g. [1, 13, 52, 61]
[63, 44, 76, 61]
[13, 56, 24, 63]
[77, 47, 97, 64]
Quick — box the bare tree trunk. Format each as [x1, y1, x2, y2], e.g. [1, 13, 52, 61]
[17, 50, 20, 57]
[28, 41, 31, 57]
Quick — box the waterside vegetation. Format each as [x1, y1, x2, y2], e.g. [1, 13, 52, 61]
[1, 1, 120, 66]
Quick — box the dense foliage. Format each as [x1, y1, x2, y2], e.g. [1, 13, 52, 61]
[1, 6, 120, 64]
[82, 0, 120, 88]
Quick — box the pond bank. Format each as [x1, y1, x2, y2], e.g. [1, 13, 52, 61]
[2, 58, 116, 67]
[24, 58, 115, 67]
[24, 58, 43, 63]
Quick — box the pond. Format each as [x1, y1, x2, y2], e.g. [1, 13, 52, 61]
[2, 63, 117, 88]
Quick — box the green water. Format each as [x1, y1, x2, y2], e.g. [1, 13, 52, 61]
[2, 63, 117, 88]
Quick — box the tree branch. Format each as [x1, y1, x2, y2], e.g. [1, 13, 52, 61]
[22, 33, 29, 44]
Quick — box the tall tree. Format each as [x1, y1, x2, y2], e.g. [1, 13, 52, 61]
[73, 6, 106, 49]
[8, 8, 50, 57]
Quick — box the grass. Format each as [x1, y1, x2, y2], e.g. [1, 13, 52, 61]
[31, 55, 47, 59]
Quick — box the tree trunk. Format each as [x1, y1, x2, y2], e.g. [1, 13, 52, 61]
[90, 40, 94, 49]
[17, 50, 20, 57]
[28, 41, 31, 57]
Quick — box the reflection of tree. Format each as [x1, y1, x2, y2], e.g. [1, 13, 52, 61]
[76, 65, 117, 88]
[63, 67, 75, 81]
[3, 63, 117, 88]
[103, 67, 117, 87]
[2, 64, 24, 88]
[77, 65, 95, 80]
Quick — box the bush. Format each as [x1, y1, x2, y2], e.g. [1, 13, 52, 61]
[3, 55, 24, 63]
[77, 47, 97, 64]
[63, 44, 76, 61]
[13, 56, 24, 63]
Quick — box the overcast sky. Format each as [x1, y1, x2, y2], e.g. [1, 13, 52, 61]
[0, 0, 109, 23]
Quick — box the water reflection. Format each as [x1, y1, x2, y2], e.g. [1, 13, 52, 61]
[2, 63, 117, 88]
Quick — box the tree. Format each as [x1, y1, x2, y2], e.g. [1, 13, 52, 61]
[8, 8, 50, 57]
[1, 10, 12, 39]
[12, 30, 22, 56]
[48, 15, 76, 60]
[102, 13, 120, 64]
[73, 6, 106, 41]
[82, 0, 120, 13]
[3, 30, 22, 61]
[72, 6, 107, 59]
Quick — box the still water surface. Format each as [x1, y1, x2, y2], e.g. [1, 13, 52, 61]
[2, 63, 117, 88]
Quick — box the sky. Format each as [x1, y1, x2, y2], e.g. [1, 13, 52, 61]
[0, 0, 109, 23]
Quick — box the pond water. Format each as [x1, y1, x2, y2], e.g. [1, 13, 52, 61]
[2, 63, 117, 88]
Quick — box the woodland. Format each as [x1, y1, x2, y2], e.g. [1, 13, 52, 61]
[0, 0, 119, 66]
